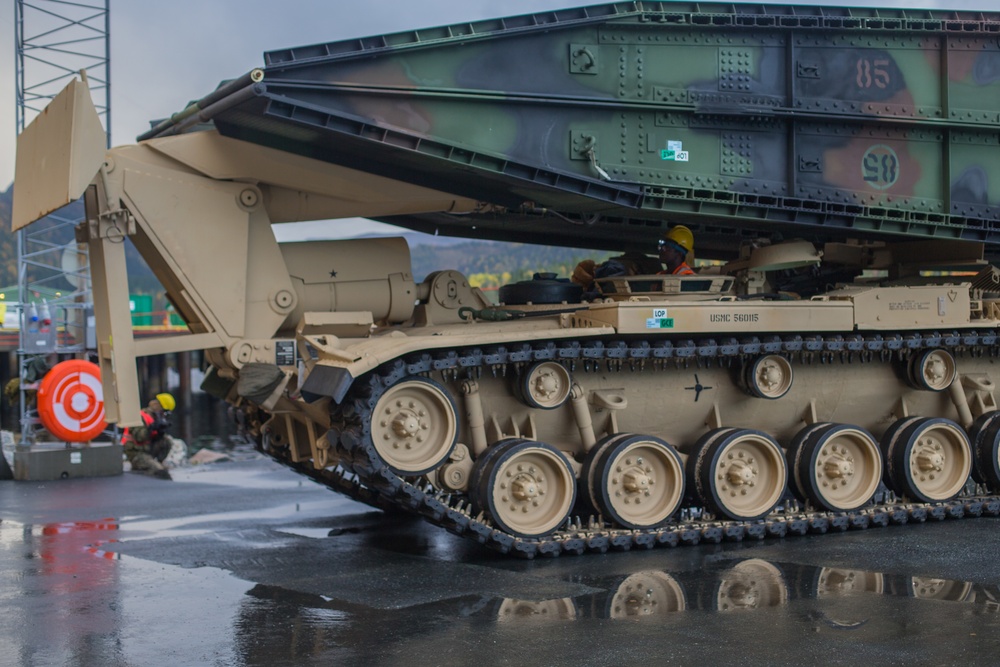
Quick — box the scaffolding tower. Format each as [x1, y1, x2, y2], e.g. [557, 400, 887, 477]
[14, 0, 110, 444]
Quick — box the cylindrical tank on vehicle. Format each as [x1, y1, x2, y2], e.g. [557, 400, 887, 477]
[279, 237, 417, 326]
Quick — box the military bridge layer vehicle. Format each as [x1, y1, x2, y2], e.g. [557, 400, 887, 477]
[14, 2, 1000, 557]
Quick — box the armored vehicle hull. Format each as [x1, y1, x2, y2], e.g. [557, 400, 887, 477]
[12, 3, 1000, 557]
[292, 266, 1000, 556]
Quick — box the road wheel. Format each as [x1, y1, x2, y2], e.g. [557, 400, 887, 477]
[968, 411, 1000, 492]
[790, 423, 882, 511]
[518, 361, 572, 409]
[579, 433, 632, 515]
[371, 376, 458, 475]
[473, 440, 576, 538]
[908, 348, 957, 392]
[884, 417, 971, 502]
[692, 428, 787, 521]
[590, 434, 684, 529]
[743, 354, 793, 399]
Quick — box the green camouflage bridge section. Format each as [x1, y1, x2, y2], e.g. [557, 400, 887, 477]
[145, 2, 1000, 257]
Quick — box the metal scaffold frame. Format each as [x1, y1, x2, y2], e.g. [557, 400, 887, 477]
[15, 0, 110, 135]
[14, 0, 110, 443]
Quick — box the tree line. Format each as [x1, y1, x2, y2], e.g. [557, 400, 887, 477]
[411, 240, 612, 288]
[1, 185, 614, 298]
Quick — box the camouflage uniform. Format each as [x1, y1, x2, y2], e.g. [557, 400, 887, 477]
[123, 431, 165, 470]
[123, 401, 173, 478]
[571, 251, 664, 290]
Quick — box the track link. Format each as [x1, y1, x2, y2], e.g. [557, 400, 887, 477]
[264, 329, 1000, 557]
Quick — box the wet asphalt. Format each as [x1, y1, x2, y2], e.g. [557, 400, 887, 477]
[2, 451, 1000, 667]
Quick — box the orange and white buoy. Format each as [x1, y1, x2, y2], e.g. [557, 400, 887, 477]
[36, 360, 107, 442]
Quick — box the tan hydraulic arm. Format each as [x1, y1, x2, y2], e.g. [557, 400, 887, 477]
[14, 77, 478, 425]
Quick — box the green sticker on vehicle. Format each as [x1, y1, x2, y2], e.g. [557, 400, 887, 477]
[661, 140, 689, 162]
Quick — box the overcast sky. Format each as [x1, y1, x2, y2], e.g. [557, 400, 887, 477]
[1, 0, 996, 238]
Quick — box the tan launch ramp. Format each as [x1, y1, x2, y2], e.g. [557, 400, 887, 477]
[13, 75, 107, 232]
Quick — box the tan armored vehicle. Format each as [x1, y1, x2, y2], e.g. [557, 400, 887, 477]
[14, 3, 1000, 556]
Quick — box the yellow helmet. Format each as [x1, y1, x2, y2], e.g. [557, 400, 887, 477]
[662, 225, 694, 254]
[155, 392, 176, 411]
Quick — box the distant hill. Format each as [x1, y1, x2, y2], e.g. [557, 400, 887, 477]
[0, 183, 612, 294]
[410, 238, 609, 285]
[0, 186, 17, 287]
[0, 184, 160, 294]
[376, 231, 468, 249]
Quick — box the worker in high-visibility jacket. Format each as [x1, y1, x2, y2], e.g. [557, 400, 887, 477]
[657, 225, 696, 276]
[122, 392, 176, 478]
[572, 225, 697, 290]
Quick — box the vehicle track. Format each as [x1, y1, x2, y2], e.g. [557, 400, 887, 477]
[262, 330, 1000, 557]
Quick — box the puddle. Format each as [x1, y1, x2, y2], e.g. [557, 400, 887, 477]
[482, 557, 1000, 623]
[167, 464, 309, 489]
[113, 500, 340, 540]
[3, 515, 999, 664]
[275, 525, 372, 539]
[0, 519, 256, 665]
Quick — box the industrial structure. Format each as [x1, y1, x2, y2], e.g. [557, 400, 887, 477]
[13, 0, 110, 448]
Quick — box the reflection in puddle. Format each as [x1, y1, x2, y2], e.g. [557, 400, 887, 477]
[0, 519, 251, 665]
[490, 557, 1000, 623]
[496, 597, 578, 622]
[607, 570, 686, 619]
[816, 568, 885, 597]
[5, 515, 999, 664]
[716, 559, 788, 612]
[909, 577, 974, 601]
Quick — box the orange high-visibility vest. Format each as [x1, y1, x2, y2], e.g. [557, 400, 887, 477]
[672, 263, 695, 276]
[660, 263, 695, 276]
[121, 410, 155, 444]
